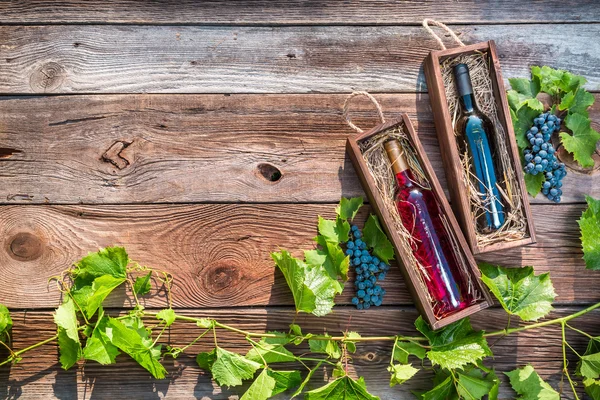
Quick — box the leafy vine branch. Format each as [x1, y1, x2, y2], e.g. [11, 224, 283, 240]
[0, 195, 599, 399]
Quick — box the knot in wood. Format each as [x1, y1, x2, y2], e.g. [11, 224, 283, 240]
[203, 262, 242, 295]
[256, 163, 282, 183]
[8, 232, 44, 261]
[102, 140, 133, 170]
[29, 62, 66, 92]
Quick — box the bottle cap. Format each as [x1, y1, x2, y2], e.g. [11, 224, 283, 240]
[453, 63, 473, 97]
[383, 139, 409, 174]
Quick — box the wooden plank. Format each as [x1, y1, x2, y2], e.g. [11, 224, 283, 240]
[0, 202, 595, 309]
[1, 94, 598, 204]
[1, 307, 596, 399]
[1, 25, 599, 94]
[0, 1, 598, 25]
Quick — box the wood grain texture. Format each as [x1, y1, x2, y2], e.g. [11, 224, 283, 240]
[1, 94, 599, 204]
[0, 203, 595, 309]
[1, 25, 599, 94]
[1, 1, 599, 25]
[1, 307, 596, 399]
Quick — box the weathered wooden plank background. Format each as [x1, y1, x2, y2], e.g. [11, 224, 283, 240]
[0, 1, 599, 399]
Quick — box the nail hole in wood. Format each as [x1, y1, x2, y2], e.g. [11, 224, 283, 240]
[257, 163, 282, 182]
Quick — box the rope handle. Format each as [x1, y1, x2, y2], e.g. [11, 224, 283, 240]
[342, 91, 385, 133]
[422, 19, 465, 50]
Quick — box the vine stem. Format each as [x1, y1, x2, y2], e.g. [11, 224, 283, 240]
[0, 333, 58, 367]
[562, 321, 580, 400]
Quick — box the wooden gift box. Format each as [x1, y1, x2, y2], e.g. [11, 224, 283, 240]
[346, 114, 493, 329]
[423, 40, 536, 254]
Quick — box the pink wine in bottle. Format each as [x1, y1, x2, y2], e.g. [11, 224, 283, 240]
[384, 139, 475, 318]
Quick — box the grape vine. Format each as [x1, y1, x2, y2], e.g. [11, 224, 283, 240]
[0, 196, 599, 399]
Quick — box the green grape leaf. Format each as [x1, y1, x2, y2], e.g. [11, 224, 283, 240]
[0, 304, 12, 343]
[196, 348, 217, 370]
[318, 216, 350, 244]
[388, 363, 418, 387]
[57, 327, 82, 370]
[209, 347, 261, 387]
[456, 368, 495, 400]
[133, 271, 152, 296]
[345, 331, 361, 353]
[578, 196, 600, 270]
[196, 318, 214, 329]
[74, 246, 129, 281]
[509, 77, 541, 99]
[511, 105, 541, 150]
[581, 353, 600, 380]
[392, 340, 426, 364]
[54, 298, 80, 344]
[241, 368, 276, 400]
[268, 369, 302, 396]
[272, 250, 339, 316]
[304, 376, 380, 400]
[531, 66, 586, 97]
[479, 263, 557, 321]
[415, 316, 491, 370]
[362, 214, 394, 263]
[290, 323, 302, 337]
[416, 376, 457, 400]
[505, 365, 559, 400]
[309, 337, 341, 359]
[565, 88, 595, 117]
[156, 308, 176, 327]
[508, 91, 544, 112]
[308, 236, 350, 282]
[291, 360, 323, 398]
[524, 172, 545, 197]
[105, 317, 167, 379]
[246, 339, 296, 363]
[336, 197, 364, 222]
[83, 314, 120, 365]
[560, 113, 600, 168]
[85, 275, 127, 319]
[584, 377, 600, 400]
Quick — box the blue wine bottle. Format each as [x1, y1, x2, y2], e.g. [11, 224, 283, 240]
[454, 64, 506, 232]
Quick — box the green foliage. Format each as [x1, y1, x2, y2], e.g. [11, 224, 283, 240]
[362, 214, 395, 263]
[415, 316, 491, 370]
[240, 368, 275, 400]
[318, 215, 350, 245]
[577, 337, 600, 380]
[156, 308, 176, 327]
[392, 340, 426, 364]
[336, 197, 363, 221]
[272, 250, 340, 316]
[479, 263, 556, 321]
[133, 271, 152, 296]
[196, 347, 261, 387]
[579, 196, 600, 270]
[456, 368, 496, 400]
[0, 304, 12, 343]
[309, 336, 341, 359]
[560, 113, 600, 168]
[83, 312, 120, 365]
[388, 363, 418, 387]
[54, 298, 82, 370]
[344, 331, 361, 353]
[583, 377, 600, 400]
[74, 246, 128, 281]
[505, 365, 559, 400]
[508, 65, 598, 197]
[304, 376, 380, 400]
[246, 338, 296, 363]
[105, 316, 167, 379]
[57, 327, 82, 370]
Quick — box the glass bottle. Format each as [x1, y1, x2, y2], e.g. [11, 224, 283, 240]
[384, 139, 475, 318]
[454, 63, 506, 233]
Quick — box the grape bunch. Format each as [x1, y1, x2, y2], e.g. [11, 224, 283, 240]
[345, 224, 389, 310]
[523, 112, 567, 203]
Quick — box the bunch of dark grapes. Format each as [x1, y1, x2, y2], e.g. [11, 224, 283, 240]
[523, 112, 567, 203]
[345, 224, 389, 310]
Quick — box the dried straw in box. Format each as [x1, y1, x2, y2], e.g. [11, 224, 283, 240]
[441, 52, 527, 247]
[359, 125, 480, 315]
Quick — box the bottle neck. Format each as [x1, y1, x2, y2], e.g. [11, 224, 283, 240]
[460, 93, 477, 114]
[395, 169, 415, 188]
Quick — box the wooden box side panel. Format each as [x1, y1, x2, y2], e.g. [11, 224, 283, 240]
[346, 117, 492, 329]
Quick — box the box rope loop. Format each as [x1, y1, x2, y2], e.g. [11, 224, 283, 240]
[422, 19, 465, 50]
[342, 91, 386, 133]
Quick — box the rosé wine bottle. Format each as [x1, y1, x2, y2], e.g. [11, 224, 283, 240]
[384, 139, 475, 318]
